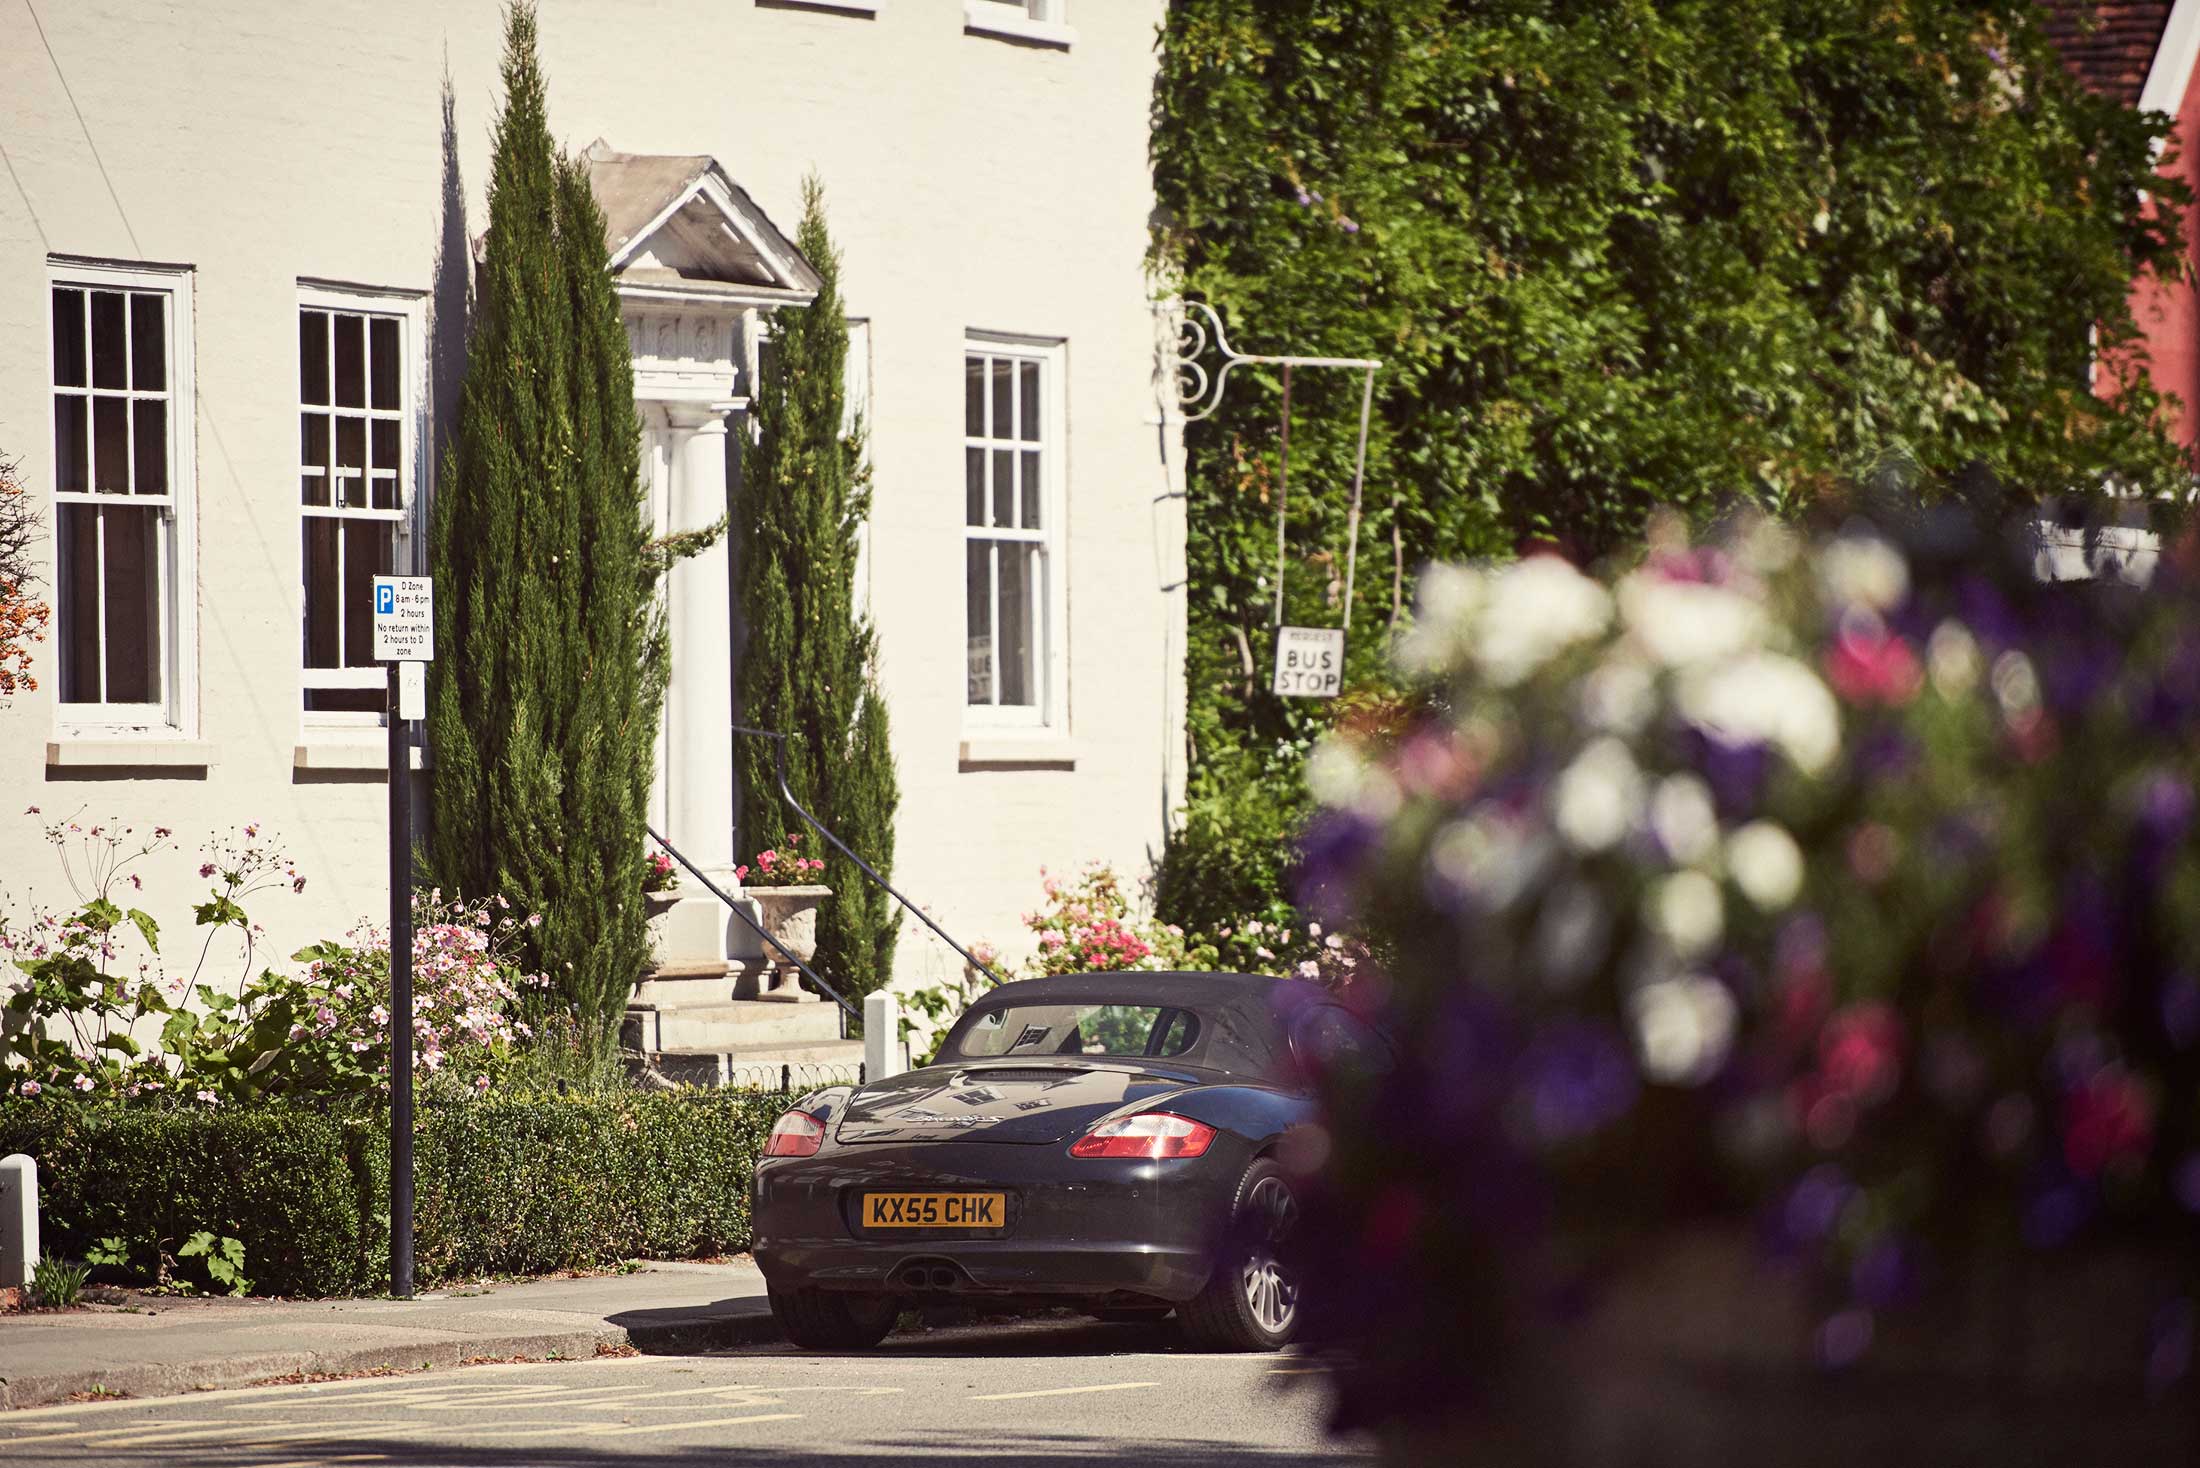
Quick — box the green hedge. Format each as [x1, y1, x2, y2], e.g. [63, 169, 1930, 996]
[0, 1090, 786, 1297]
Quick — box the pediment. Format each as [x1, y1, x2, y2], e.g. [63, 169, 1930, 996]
[583, 141, 820, 306]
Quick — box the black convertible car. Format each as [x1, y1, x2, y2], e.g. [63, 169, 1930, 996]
[752, 970, 1388, 1352]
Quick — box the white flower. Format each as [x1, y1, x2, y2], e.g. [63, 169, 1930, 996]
[1630, 974, 1739, 1085]
[1617, 573, 1766, 668]
[1305, 739, 1400, 821]
[1649, 773, 1720, 867]
[1472, 557, 1613, 686]
[1646, 869, 1723, 958]
[1581, 658, 1657, 735]
[1816, 533, 1909, 611]
[1676, 654, 1840, 775]
[1727, 821, 1804, 910]
[1551, 738, 1645, 853]
[1395, 563, 1487, 675]
[1927, 620, 1981, 700]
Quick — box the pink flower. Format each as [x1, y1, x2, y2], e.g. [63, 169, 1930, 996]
[2063, 1072, 2154, 1178]
[195, 1088, 218, 1105]
[199, 863, 217, 879]
[1819, 1002, 1903, 1105]
[19, 1080, 41, 1096]
[1822, 627, 1922, 706]
[72, 1074, 95, 1092]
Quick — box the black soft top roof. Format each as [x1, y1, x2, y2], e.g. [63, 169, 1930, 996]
[942, 971, 1327, 1081]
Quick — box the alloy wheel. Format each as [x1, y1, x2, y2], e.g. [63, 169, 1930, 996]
[1239, 1174, 1298, 1335]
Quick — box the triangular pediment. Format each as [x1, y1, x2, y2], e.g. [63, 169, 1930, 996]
[583, 141, 820, 304]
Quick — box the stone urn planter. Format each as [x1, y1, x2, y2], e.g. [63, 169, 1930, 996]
[640, 889, 681, 968]
[751, 884, 831, 1001]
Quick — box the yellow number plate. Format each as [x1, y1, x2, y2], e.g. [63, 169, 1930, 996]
[861, 1192, 1005, 1229]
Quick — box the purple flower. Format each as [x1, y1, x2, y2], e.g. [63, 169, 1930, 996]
[1515, 1020, 1637, 1143]
[1782, 1165, 1854, 1245]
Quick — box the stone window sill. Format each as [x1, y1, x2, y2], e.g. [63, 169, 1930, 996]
[963, 1, 1074, 49]
[294, 741, 426, 772]
[47, 738, 218, 770]
[959, 736, 1076, 770]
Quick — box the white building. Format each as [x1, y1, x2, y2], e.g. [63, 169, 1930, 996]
[0, 0, 1185, 1024]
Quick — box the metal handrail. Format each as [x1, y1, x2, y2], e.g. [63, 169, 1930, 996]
[732, 723, 1007, 987]
[643, 823, 864, 1027]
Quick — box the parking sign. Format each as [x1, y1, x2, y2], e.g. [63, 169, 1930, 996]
[371, 576, 434, 661]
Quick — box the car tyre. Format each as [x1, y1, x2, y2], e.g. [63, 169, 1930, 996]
[1179, 1157, 1300, 1352]
[769, 1287, 898, 1350]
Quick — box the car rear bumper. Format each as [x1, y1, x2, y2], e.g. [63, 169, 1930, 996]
[754, 1238, 1212, 1302]
[752, 1137, 1250, 1304]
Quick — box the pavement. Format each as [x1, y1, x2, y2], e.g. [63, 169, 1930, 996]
[0, 1259, 778, 1411]
[0, 1313, 1371, 1466]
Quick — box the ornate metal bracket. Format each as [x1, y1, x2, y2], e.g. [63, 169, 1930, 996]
[1155, 299, 1384, 631]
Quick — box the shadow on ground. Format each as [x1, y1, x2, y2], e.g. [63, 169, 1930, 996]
[15, 1432, 1377, 1467]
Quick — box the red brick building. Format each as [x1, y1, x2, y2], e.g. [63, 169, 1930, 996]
[2040, 1, 2200, 446]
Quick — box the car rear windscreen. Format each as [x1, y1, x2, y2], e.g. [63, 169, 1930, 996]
[952, 1003, 1200, 1060]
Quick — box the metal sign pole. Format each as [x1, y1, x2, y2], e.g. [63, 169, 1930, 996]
[386, 661, 414, 1300]
[372, 574, 430, 1303]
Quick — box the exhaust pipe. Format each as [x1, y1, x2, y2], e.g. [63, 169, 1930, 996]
[928, 1266, 957, 1290]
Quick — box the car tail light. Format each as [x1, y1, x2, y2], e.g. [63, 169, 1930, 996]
[1070, 1111, 1217, 1160]
[764, 1109, 825, 1158]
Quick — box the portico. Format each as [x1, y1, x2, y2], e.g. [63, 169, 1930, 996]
[584, 143, 821, 990]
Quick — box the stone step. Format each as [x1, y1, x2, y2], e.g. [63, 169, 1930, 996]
[621, 998, 843, 1053]
[633, 1038, 867, 1092]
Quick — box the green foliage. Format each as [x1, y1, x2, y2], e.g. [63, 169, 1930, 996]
[0, 1090, 788, 1297]
[1150, 0, 2192, 921]
[427, 2, 666, 1060]
[29, 1254, 88, 1308]
[737, 177, 901, 999]
[5, 820, 544, 1106]
[0, 1104, 365, 1296]
[178, 1231, 252, 1297]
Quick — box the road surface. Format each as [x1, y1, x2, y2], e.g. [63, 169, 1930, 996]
[0, 1313, 1374, 1467]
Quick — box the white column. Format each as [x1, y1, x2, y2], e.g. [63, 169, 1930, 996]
[665, 407, 735, 872]
[647, 403, 751, 978]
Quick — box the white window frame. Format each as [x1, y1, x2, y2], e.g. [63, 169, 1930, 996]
[296, 281, 427, 731]
[46, 258, 197, 740]
[963, 333, 1067, 733]
[963, 0, 1075, 49]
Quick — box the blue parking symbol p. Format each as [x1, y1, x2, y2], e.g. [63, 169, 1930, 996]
[375, 583, 396, 616]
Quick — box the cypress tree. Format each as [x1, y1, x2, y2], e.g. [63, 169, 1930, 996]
[737, 178, 900, 999]
[428, 3, 663, 1058]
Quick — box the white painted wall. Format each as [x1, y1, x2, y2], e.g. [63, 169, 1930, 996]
[0, 0, 1183, 993]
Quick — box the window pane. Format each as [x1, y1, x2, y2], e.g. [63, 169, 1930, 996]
[52, 288, 86, 387]
[965, 355, 985, 437]
[130, 295, 166, 391]
[370, 317, 399, 409]
[370, 418, 399, 471]
[990, 357, 1013, 439]
[1021, 450, 1040, 530]
[93, 397, 130, 493]
[370, 411, 399, 511]
[992, 448, 1013, 528]
[343, 520, 392, 666]
[58, 504, 100, 702]
[336, 417, 366, 506]
[90, 292, 126, 390]
[300, 311, 329, 404]
[999, 541, 1037, 707]
[101, 506, 160, 704]
[303, 518, 341, 669]
[306, 688, 386, 715]
[966, 540, 993, 706]
[54, 396, 88, 494]
[965, 447, 985, 527]
[301, 413, 329, 505]
[133, 400, 168, 496]
[1019, 360, 1040, 440]
[333, 313, 364, 407]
